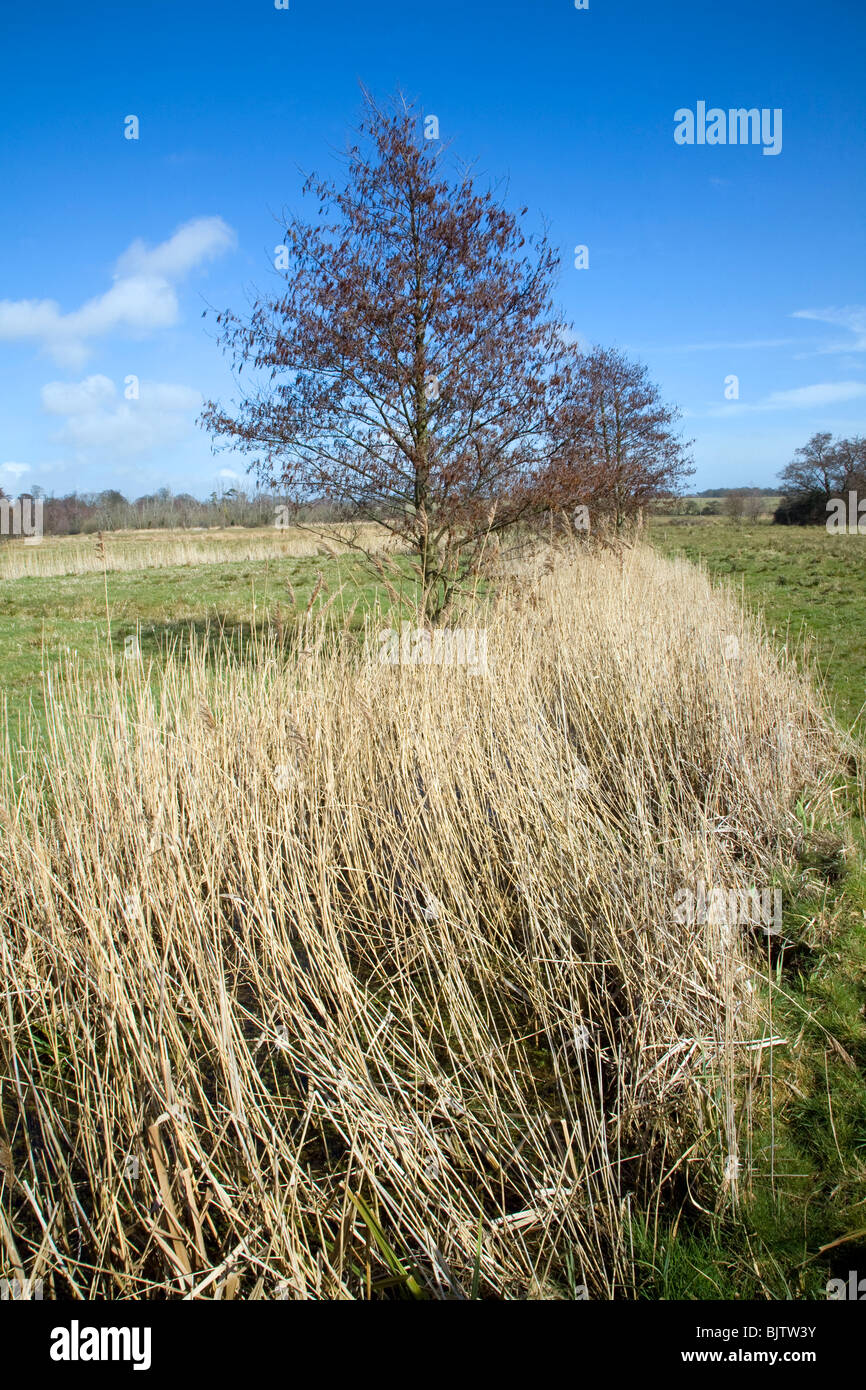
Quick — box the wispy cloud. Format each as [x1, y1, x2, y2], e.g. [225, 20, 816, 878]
[0, 217, 236, 368]
[648, 338, 802, 354]
[646, 308, 866, 362]
[698, 380, 866, 417]
[41, 374, 202, 457]
[791, 305, 866, 353]
[758, 381, 866, 408]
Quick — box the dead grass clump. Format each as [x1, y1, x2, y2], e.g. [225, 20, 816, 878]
[0, 546, 839, 1298]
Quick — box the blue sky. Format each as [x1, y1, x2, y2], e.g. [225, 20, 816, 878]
[1, 0, 864, 499]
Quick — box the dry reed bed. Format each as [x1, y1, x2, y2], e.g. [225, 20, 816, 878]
[0, 546, 839, 1298]
[0, 523, 395, 581]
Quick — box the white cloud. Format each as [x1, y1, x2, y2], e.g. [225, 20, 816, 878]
[759, 381, 866, 408]
[41, 374, 117, 415]
[0, 461, 30, 478]
[646, 308, 866, 363]
[792, 306, 866, 353]
[41, 376, 202, 458]
[115, 217, 236, 280]
[218, 468, 241, 480]
[0, 217, 236, 366]
[701, 380, 866, 417]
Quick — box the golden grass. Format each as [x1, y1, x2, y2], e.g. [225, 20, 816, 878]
[0, 523, 396, 580]
[0, 545, 840, 1298]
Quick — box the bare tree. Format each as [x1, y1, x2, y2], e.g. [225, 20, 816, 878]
[551, 346, 693, 528]
[776, 432, 866, 524]
[778, 431, 838, 499]
[743, 492, 765, 522]
[832, 434, 866, 493]
[723, 488, 748, 523]
[201, 90, 590, 620]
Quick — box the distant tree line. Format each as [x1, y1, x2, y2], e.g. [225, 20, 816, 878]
[0, 486, 344, 539]
[694, 486, 772, 498]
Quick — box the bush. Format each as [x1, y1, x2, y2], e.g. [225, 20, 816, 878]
[773, 490, 828, 526]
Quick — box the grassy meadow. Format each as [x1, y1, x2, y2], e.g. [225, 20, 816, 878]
[648, 514, 866, 1298]
[650, 515, 866, 736]
[0, 517, 864, 1300]
[0, 526, 404, 741]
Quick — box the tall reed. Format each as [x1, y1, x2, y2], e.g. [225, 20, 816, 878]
[0, 546, 839, 1298]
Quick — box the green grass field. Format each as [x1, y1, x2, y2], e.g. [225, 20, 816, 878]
[0, 545, 409, 739]
[6, 517, 862, 739]
[650, 516, 866, 735]
[648, 515, 866, 1299]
